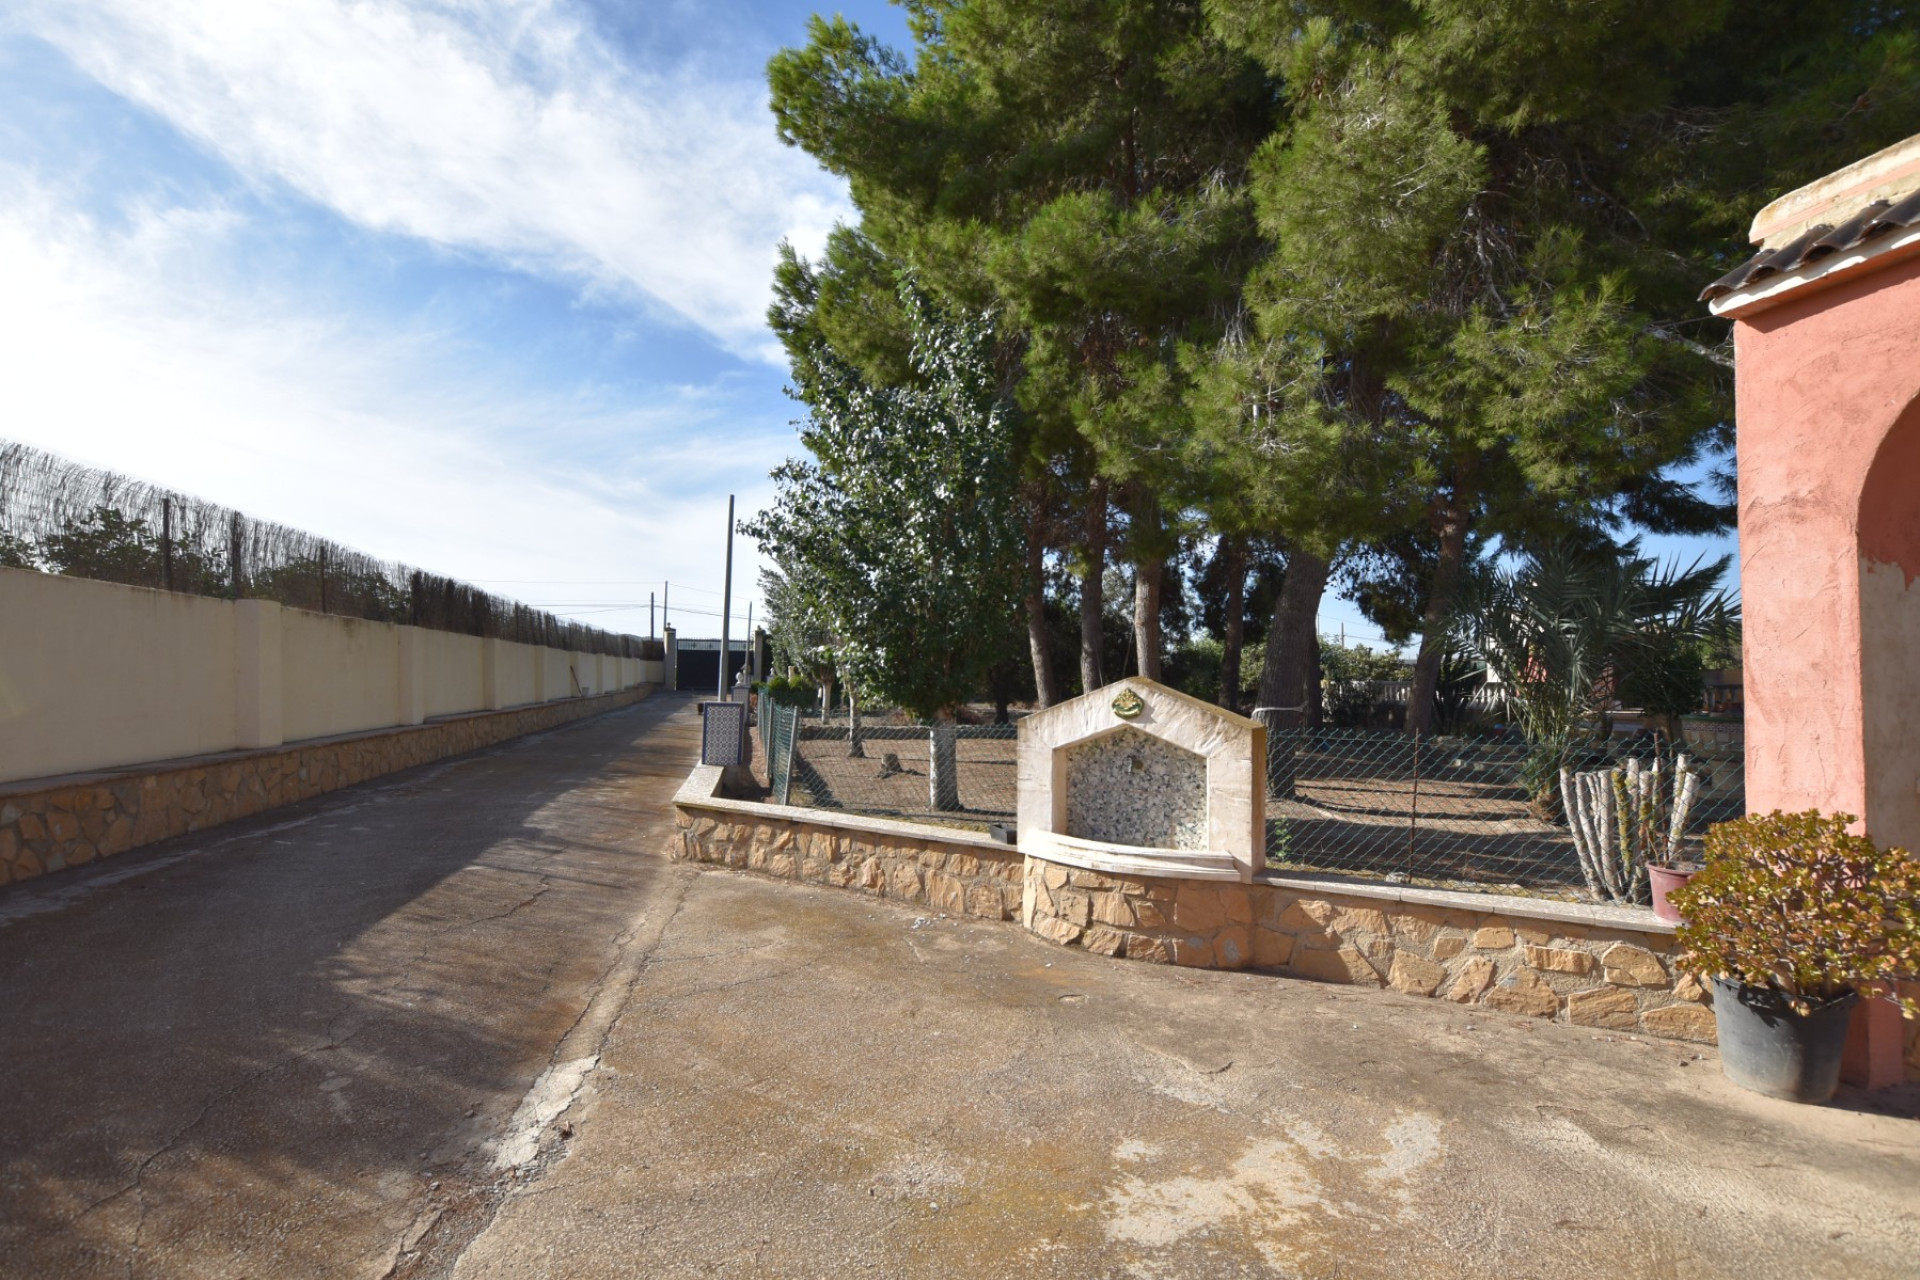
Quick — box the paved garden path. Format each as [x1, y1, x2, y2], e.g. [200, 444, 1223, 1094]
[2, 691, 1916, 1279]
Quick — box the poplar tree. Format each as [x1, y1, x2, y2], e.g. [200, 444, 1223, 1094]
[746, 279, 1024, 805]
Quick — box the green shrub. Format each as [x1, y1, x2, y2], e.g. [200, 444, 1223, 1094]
[761, 675, 818, 708]
[1672, 811, 1920, 1016]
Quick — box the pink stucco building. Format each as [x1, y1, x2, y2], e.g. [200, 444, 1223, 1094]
[1702, 133, 1920, 1085]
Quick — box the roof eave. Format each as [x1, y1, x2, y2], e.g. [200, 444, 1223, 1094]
[1707, 223, 1920, 319]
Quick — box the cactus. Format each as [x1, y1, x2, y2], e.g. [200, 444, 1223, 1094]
[1561, 755, 1696, 904]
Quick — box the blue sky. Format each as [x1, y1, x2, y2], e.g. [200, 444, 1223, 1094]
[0, 0, 1730, 651]
[0, 0, 914, 640]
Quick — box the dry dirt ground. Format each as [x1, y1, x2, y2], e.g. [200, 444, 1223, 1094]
[2, 693, 1915, 1279]
[791, 729, 1019, 821]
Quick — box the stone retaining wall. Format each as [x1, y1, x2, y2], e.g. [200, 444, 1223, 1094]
[671, 767, 1023, 922]
[670, 765, 1918, 1073]
[1023, 856, 1713, 1043]
[673, 766, 1713, 1045]
[0, 685, 655, 888]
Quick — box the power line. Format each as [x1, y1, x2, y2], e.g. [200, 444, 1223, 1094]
[464, 579, 728, 595]
[509, 601, 757, 619]
[540, 603, 759, 625]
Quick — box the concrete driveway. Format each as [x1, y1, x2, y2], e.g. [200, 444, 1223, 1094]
[2, 693, 1915, 1279]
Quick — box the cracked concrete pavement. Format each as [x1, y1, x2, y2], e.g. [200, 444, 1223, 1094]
[3, 691, 1917, 1278]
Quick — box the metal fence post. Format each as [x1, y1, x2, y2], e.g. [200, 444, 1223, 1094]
[229, 512, 245, 598]
[159, 497, 173, 591]
[1407, 729, 1421, 860]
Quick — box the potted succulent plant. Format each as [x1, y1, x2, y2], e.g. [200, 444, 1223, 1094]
[1671, 810, 1920, 1103]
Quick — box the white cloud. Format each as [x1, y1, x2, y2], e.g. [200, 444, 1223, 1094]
[0, 173, 773, 635]
[12, 0, 849, 361]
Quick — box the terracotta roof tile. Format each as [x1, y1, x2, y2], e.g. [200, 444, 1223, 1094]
[1700, 193, 1920, 302]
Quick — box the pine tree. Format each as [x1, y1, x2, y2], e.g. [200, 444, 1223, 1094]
[1198, 0, 1909, 731]
[770, 2, 1277, 690]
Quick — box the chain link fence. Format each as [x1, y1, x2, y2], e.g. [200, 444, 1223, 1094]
[768, 707, 1019, 827]
[0, 441, 659, 657]
[1264, 729, 1744, 900]
[755, 700, 1744, 902]
[761, 701, 800, 805]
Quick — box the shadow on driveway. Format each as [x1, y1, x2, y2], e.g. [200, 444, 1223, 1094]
[0, 691, 700, 1279]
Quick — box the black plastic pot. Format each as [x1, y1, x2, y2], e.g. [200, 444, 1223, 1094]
[1709, 978, 1858, 1103]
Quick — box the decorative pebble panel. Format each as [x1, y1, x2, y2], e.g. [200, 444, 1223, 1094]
[1064, 727, 1207, 851]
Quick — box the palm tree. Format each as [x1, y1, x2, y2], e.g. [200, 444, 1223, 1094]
[1455, 541, 1736, 813]
[1611, 556, 1740, 743]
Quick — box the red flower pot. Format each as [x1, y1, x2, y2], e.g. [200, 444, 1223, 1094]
[1648, 863, 1698, 922]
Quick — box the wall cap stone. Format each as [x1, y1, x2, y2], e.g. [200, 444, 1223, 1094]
[672, 765, 1016, 855]
[1252, 869, 1675, 935]
[1027, 833, 1244, 882]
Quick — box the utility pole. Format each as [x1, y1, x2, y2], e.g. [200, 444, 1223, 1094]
[663, 581, 669, 629]
[718, 496, 735, 700]
[650, 591, 655, 638]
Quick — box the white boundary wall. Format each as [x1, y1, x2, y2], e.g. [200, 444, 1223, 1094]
[0, 567, 662, 784]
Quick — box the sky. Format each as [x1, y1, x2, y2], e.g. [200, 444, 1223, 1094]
[0, 0, 1732, 653]
[0, 0, 919, 641]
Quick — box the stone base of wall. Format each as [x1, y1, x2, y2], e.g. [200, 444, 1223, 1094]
[672, 807, 1024, 923]
[1022, 856, 1713, 1043]
[0, 685, 654, 889]
[670, 766, 1917, 1077]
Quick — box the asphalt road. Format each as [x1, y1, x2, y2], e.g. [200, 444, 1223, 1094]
[3, 690, 1916, 1280]
[0, 691, 700, 1278]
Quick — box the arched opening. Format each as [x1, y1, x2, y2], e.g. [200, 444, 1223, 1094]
[1856, 393, 1920, 852]
[1860, 393, 1920, 582]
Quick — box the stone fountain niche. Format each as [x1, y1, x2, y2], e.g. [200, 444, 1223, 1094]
[1018, 678, 1265, 882]
[1064, 728, 1209, 850]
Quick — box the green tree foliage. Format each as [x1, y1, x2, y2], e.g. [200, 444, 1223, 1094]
[1320, 639, 1413, 727]
[39, 507, 163, 588]
[1319, 640, 1407, 685]
[25, 506, 228, 594]
[1202, 0, 1768, 731]
[764, 0, 1911, 736]
[770, 2, 1280, 678]
[250, 555, 409, 621]
[769, 3, 1273, 450]
[758, 564, 841, 693]
[1455, 541, 1737, 794]
[0, 531, 36, 570]
[770, 228, 919, 400]
[745, 282, 1024, 721]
